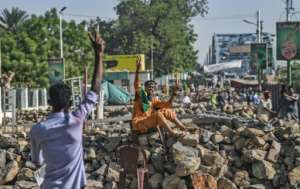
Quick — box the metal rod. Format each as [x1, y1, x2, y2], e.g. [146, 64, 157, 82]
[151, 38, 154, 79]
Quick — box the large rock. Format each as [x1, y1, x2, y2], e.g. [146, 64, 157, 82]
[0, 134, 18, 148]
[151, 150, 165, 173]
[190, 172, 217, 189]
[106, 166, 119, 182]
[86, 179, 104, 189]
[241, 128, 265, 138]
[172, 142, 200, 176]
[0, 160, 19, 185]
[162, 174, 184, 189]
[242, 149, 267, 163]
[217, 177, 238, 189]
[179, 131, 199, 147]
[266, 140, 281, 163]
[85, 147, 96, 160]
[288, 166, 300, 185]
[92, 164, 108, 176]
[198, 164, 228, 178]
[17, 140, 28, 152]
[17, 168, 35, 181]
[0, 150, 6, 169]
[252, 160, 276, 180]
[199, 129, 213, 143]
[149, 173, 163, 189]
[233, 170, 250, 187]
[15, 180, 38, 189]
[252, 136, 266, 146]
[211, 134, 224, 144]
[234, 137, 247, 150]
[202, 150, 224, 166]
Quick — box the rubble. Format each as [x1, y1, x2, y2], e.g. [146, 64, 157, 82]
[0, 92, 300, 189]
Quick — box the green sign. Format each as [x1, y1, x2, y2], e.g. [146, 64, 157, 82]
[251, 43, 267, 71]
[276, 22, 300, 60]
[48, 58, 64, 85]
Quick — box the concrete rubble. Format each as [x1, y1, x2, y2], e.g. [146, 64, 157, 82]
[0, 94, 299, 189]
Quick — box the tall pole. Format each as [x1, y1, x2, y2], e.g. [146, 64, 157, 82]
[0, 40, 2, 115]
[286, 0, 292, 86]
[59, 14, 63, 58]
[257, 10, 261, 43]
[256, 10, 262, 88]
[151, 38, 154, 79]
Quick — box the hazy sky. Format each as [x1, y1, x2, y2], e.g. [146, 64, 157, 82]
[1, 0, 299, 64]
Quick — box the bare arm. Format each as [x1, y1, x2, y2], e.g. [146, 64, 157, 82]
[88, 32, 105, 94]
[134, 56, 142, 99]
[72, 31, 104, 120]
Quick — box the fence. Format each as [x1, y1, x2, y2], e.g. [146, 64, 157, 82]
[1, 88, 48, 126]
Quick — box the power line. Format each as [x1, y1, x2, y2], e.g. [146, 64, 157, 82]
[197, 13, 255, 21]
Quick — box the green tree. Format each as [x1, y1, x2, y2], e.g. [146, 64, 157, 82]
[0, 7, 28, 33]
[114, 0, 208, 76]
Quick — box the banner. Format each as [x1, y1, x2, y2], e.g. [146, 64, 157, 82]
[48, 58, 64, 85]
[103, 54, 145, 72]
[203, 60, 242, 73]
[251, 43, 267, 71]
[276, 22, 300, 60]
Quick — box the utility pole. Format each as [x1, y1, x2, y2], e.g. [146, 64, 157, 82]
[59, 7, 67, 59]
[256, 10, 262, 87]
[256, 10, 261, 43]
[0, 40, 2, 116]
[151, 38, 154, 79]
[286, 0, 294, 86]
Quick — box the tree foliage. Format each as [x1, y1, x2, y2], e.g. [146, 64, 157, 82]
[0, 7, 28, 32]
[113, 0, 208, 76]
[0, 0, 208, 88]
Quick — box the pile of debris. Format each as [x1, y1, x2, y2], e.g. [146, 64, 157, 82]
[0, 114, 300, 189]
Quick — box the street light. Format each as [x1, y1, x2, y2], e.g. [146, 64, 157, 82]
[59, 6, 67, 58]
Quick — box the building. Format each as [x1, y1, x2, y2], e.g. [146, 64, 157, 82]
[205, 33, 275, 74]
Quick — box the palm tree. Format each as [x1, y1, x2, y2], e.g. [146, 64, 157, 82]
[0, 7, 28, 33]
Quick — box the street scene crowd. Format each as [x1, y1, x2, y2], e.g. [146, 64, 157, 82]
[1, 0, 300, 189]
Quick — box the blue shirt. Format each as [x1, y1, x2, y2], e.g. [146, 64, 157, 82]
[30, 91, 98, 189]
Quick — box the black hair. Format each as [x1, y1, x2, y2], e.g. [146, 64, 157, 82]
[49, 83, 72, 111]
[144, 80, 156, 87]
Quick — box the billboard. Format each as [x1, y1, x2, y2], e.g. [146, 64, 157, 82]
[103, 54, 145, 72]
[276, 22, 300, 60]
[48, 58, 64, 85]
[251, 43, 267, 71]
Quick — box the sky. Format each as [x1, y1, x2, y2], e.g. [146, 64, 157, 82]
[1, 0, 299, 64]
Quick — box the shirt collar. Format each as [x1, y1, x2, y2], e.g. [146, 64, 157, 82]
[47, 112, 66, 119]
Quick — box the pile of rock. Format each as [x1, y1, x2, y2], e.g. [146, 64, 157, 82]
[1, 116, 300, 189]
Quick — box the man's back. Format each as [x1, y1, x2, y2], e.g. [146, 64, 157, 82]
[30, 91, 98, 189]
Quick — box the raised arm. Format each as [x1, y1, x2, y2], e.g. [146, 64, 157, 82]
[88, 31, 105, 94]
[72, 31, 105, 120]
[134, 56, 142, 99]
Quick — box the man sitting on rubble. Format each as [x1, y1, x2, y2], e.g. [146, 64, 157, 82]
[132, 57, 190, 137]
